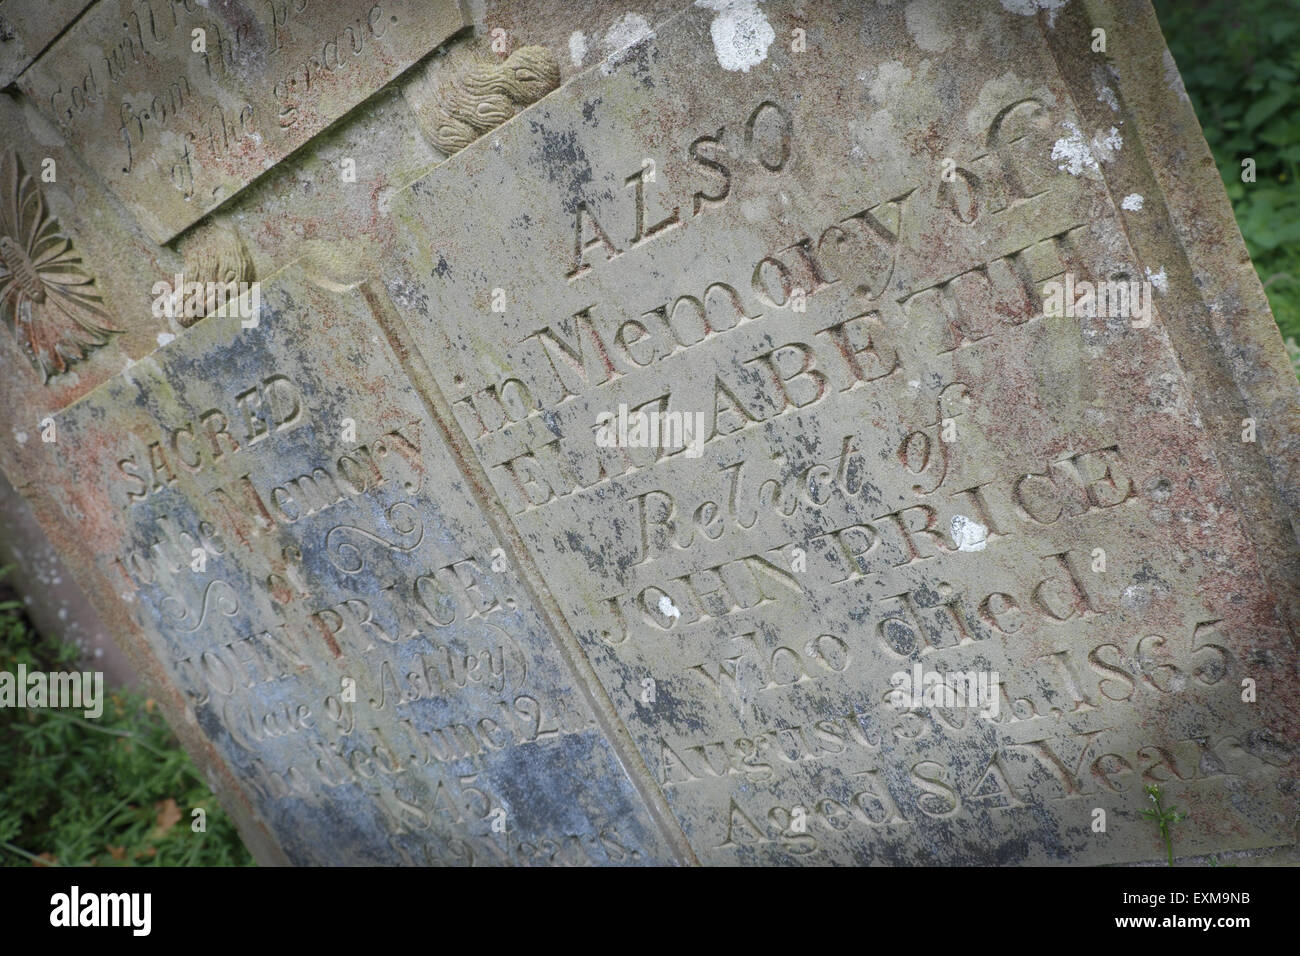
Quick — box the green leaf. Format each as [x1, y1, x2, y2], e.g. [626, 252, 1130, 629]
[1243, 92, 1289, 131]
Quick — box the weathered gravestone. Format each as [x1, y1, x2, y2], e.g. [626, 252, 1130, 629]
[2, 0, 1298, 865]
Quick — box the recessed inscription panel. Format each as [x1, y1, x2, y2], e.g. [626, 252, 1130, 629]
[46, 272, 675, 865]
[17, 0, 468, 242]
[383, 1, 1300, 863]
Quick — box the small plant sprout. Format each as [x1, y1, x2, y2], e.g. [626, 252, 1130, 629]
[1139, 784, 1188, 866]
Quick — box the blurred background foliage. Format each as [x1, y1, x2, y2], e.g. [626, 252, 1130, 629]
[0, 570, 253, 866]
[1155, 0, 1300, 376]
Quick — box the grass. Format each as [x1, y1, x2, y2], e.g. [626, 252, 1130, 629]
[1155, 0, 1300, 376]
[1140, 784, 1189, 866]
[0, 569, 254, 867]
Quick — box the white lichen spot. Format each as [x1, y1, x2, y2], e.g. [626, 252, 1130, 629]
[1051, 123, 1121, 174]
[1145, 267, 1168, 292]
[157, 332, 176, 347]
[606, 13, 652, 49]
[1121, 193, 1145, 211]
[1097, 85, 1119, 112]
[1094, 125, 1123, 161]
[950, 515, 989, 552]
[695, 0, 774, 73]
[1051, 122, 1098, 175]
[569, 30, 588, 67]
[908, 379, 921, 388]
[999, 0, 1070, 27]
[601, 14, 654, 74]
[657, 594, 681, 620]
[14, 430, 27, 445]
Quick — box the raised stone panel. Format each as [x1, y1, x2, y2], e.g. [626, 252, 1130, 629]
[380, 0, 1300, 863]
[38, 268, 680, 865]
[16, 0, 469, 242]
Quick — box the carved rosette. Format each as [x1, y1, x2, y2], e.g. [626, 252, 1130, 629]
[432, 45, 561, 155]
[0, 151, 120, 383]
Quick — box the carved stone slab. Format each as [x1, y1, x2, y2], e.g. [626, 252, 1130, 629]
[379, 0, 1300, 863]
[16, 0, 469, 242]
[38, 269, 679, 865]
